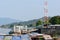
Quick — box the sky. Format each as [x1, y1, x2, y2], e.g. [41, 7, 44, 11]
[0, 0, 60, 21]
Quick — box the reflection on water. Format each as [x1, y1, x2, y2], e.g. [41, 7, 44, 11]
[0, 34, 30, 40]
[4, 36, 12, 40]
[0, 36, 4, 40]
[21, 34, 30, 40]
[0, 28, 38, 40]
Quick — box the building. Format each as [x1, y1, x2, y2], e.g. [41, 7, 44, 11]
[36, 25, 60, 35]
[14, 25, 28, 33]
[50, 25, 60, 33]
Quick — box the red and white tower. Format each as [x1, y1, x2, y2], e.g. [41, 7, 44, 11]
[44, 0, 48, 24]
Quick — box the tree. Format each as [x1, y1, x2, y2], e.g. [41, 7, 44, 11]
[49, 16, 60, 24]
[36, 20, 42, 26]
[10, 24, 14, 28]
[28, 24, 33, 27]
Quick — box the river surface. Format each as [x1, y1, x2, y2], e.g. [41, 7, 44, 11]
[0, 28, 11, 34]
[0, 28, 31, 40]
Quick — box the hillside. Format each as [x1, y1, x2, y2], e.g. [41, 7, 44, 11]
[0, 17, 51, 28]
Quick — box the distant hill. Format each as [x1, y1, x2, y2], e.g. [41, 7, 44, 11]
[0, 18, 20, 26]
[0, 17, 51, 28]
[0, 18, 40, 28]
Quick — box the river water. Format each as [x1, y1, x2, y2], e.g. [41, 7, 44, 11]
[0, 28, 31, 40]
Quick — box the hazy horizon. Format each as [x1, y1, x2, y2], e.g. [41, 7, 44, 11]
[0, 0, 60, 21]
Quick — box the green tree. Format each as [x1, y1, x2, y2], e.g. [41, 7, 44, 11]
[44, 20, 50, 24]
[49, 16, 60, 24]
[36, 20, 42, 26]
[10, 24, 14, 28]
[28, 24, 33, 27]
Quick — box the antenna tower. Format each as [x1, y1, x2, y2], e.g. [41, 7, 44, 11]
[44, 0, 48, 25]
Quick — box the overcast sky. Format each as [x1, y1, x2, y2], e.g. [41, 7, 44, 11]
[0, 0, 60, 21]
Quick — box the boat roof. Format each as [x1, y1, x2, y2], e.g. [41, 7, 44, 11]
[43, 35, 53, 39]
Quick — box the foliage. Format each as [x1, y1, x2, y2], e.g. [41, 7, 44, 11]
[9, 31, 14, 34]
[44, 20, 50, 24]
[36, 20, 42, 26]
[49, 16, 60, 24]
[28, 24, 33, 27]
[10, 24, 14, 28]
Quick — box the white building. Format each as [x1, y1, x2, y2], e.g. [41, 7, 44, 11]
[14, 25, 27, 32]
